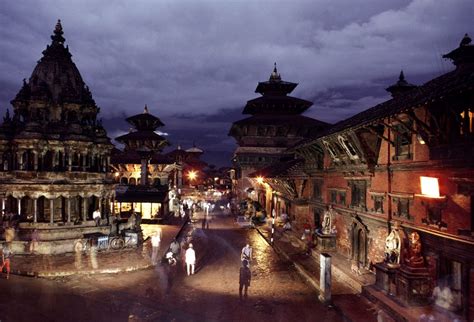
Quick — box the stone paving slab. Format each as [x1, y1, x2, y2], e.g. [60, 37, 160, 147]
[5, 221, 187, 278]
[255, 224, 379, 322]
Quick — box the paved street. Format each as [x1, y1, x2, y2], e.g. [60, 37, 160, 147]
[0, 212, 342, 322]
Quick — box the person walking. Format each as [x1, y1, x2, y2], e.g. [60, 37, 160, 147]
[151, 228, 162, 265]
[165, 252, 177, 293]
[169, 238, 180, 257]
[185, 243, 196, 276]
[1, 243, 12, 279]
[241, 243, 252, 265]
[239, 259, 251, 300]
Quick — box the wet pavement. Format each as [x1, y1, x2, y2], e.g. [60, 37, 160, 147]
[0, 211, 343, 322]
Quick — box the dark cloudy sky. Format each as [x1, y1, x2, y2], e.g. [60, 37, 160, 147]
[0, 0, 472, 166]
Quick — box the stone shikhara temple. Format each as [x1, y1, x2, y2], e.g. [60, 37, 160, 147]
[0, 21, 115, 253]
[231, 35, 474, 319]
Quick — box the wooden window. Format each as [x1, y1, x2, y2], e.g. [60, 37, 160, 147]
[350, 180, 367, 209]
[373, 196, 384, 213]
[338, 191, 346, 205]
[313, 180, 322, 200]
[330, 190, 337, 204]
[393, 197, 411, 219]
[394, 121, 413, 160]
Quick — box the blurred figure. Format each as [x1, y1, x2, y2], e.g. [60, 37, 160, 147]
[1, 242, 12, 279]
[239, 259, 251, 300]
[185, 243, 196, 276]
[151, 228, 162, 266]
[165, 252, 177, 293]
[169, 238, 180, 258]
[89, 241, 98, 269]
[241, 243, 252, 266]
[29, 229, 39, 254]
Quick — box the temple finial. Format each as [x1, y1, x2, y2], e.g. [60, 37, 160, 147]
[51, 19, 65, 44]
[144, 105, 149, 114]
[269, 62, 281, 82]
[399, 70, 405, 81]
[460, 33, 472, 46]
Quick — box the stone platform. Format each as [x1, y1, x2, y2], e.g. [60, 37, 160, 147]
[1, 220, 187, 277]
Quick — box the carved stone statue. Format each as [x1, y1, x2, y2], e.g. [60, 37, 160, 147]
[384, 224, 401, 267]
[118, 212, 138, 234]
[322, 205, 334, 235]
[404, 231, 425, 268]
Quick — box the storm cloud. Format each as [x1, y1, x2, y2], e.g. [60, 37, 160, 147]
[0, 0, 472, 165]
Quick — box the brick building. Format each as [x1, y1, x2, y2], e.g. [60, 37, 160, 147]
[248, 34, 474, 319]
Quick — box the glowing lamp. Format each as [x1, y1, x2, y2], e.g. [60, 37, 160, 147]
[420, 176, 440, 198]
[114, 172, 120, 177]
[188, 170, 197, 181]
[256, 176, 264, 184]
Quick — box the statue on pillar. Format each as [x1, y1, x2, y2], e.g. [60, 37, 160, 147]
[322, 205, 334, 235]
[404, 231, 425, 268]
[384, 222, 401, 268]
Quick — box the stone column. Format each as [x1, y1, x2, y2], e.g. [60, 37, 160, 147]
[319, 253, 332, 303]
[1, 197, 5, 213]
[83, 197, 87, 221]
[50, 199, 54, 224]
[33, 198, 38, 223]
[68, 152, 72, 171]
[99, 197, 103, 218]
[33, 152, 38, 171]
[18, 151, 24, 170]
[17, 197, 21, 215]
[67, 198, 71, 223]
[81, 154, 86, 172]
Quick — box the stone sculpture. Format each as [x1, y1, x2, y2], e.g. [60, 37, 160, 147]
[404, 231, 425, 268]
[384, 225, 401, 267]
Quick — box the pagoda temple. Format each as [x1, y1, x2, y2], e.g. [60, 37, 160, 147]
[0, 20, 115, 254]
[112, 106, 179, 220]
[229, 64, 329, 212]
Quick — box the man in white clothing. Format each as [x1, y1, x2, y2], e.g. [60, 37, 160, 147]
[151, 228, 162, 265]
[185, 243, 196, 276]
[241, 244, 252, 265]
[92, 208, 101, 226]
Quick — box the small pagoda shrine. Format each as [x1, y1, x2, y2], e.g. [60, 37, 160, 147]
[112, 106, 177, 220]
[0, 20, 115, 254]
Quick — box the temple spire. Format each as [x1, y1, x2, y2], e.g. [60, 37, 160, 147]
[269, 62, 281, 82]
[399, 70, 405, 81]
[51, 19, 65, 45]
[386, 70, 417, 98]
[144, 105, 149, 114]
